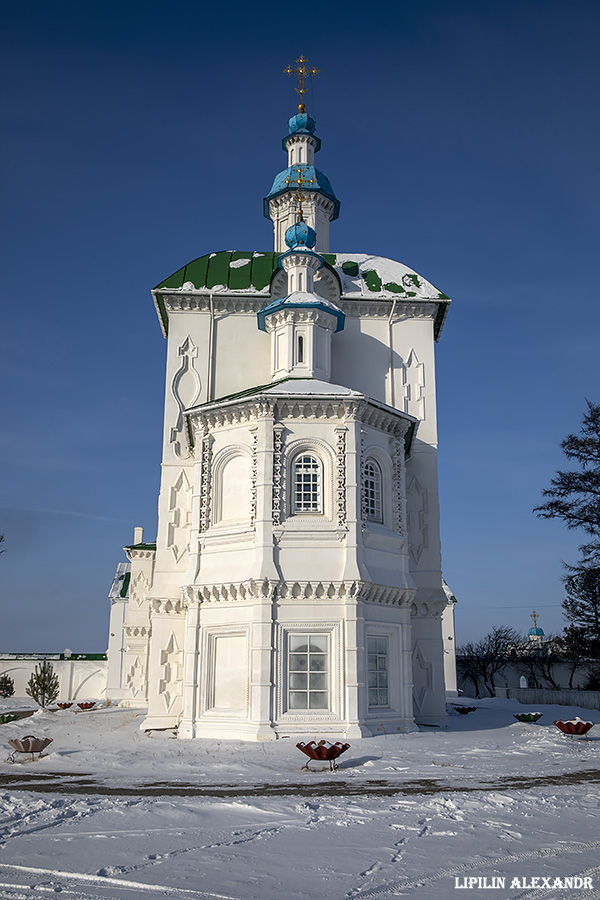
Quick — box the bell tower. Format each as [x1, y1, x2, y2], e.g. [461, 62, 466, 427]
[264, 56, 340, 252]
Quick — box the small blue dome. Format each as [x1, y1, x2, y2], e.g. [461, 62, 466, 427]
[285, 220, 317, 250]
[528, 627, 544, 636]
[288, 113, 316, 135]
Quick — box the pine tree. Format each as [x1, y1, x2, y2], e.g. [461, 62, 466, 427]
[26, 659, 59, 708]
[0, 673, 14, 698]
[534, 400, 600, 564]
[563, 566, 600, 657]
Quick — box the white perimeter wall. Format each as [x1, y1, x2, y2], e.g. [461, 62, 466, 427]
[0, 659, 107, 702]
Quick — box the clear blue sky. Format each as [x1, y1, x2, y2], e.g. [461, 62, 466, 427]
[1, 0, 598, 651]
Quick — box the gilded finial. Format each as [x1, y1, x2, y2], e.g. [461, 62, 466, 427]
[531, 610, 539, 629]
[283, 54, 320, 113]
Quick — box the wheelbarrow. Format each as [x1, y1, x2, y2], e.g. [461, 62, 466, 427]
[8, 735, 53, 762]
[297, 740, 350, 771]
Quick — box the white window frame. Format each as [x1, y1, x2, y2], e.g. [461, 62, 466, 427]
[287, 632, 330, 712]
[367, 634, 390, 709]
[364, 459, 383, 523]
[291, 452, 323, 515]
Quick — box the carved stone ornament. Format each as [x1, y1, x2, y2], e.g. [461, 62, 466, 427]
[170, 336, 201, 458]
[334, 427, 347, 526]
[199, 433, 214, 532]
[272, 425, 285, 526]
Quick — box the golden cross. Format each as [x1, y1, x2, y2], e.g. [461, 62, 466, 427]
[531, 610, 539, 628]
[284, 165, 317, 220]
[283, 55, 320, 113]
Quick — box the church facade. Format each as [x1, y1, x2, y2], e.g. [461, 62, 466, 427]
[107, 96, 453, 740]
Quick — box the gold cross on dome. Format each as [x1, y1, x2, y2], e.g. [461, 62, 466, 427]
[283, 55, 320, 112]
[531, 610, 539, 628]
[285, 165, 317, 220]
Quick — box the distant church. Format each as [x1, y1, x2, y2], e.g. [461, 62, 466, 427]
[107, 59, 455, 739]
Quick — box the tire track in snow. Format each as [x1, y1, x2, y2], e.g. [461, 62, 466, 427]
[347, 837, 600, 897]
[512, 861, 600, 900]
[0, 863, 243, 900]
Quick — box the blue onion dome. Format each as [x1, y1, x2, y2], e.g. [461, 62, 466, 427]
[285, 220, 317, 250]
[528, 627, 544, 636]
[288, 112, 316, 135]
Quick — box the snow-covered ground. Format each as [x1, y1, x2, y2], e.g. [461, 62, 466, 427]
[1, 697, 599, 899]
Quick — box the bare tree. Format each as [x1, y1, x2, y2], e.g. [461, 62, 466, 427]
[457, 626, 521, 697]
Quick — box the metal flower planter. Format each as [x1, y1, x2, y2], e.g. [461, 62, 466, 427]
[8, 735, 53, 762]
[57, 702, 73, 709]
[77, 702, 95, 710]
[554, 718, 595, 738]
[453, 706, 477, 715]
[513, 712, 542, 723]
[297, 740, 350, 771]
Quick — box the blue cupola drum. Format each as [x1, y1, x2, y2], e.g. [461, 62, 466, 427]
[285, 220, 317, 250]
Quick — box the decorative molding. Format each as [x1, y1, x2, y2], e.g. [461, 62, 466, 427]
[189, 400, 274, 432]
[130, 571, 150, 608]
[262, 307, 337, 333]
[392, 439, 405, 534]
[184, 579, 274, 606]
[158, 633, 183, 712]
[170, 336, 201, 458]
[272, 425, 285, 526]
[412, 643, 433, 713]
[124, 547, 155, 561]
[400, 349, 425, 420]
[334, 427, 347, 527]
[151, 597, 187, 615]
[181, 578, 413, 606]
[249, 427, 258, 527]
[339, 299, 440, 319]
[124, 625, 151, 640]
[126, 656, 146, 698]
[199, 433, 214, 532]
[359, 427, 366, 527]
[167, 469, 192, 561]
[188, 396, 412, 443]
[407, 475, 428, 564]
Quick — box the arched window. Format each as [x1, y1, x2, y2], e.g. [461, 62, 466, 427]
[364, 460, 383, 523]
[293, 453, 322, 513]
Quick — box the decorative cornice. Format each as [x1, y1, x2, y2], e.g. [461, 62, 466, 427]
[262, 307, 337, 333]
[189, 399, 275, 432]
[151, 597, 187, 615]
[180, 578, 414, 606]
[183, 579, 274, 605]
[124, 547, 156, 561]
[124, 624, 151, 639]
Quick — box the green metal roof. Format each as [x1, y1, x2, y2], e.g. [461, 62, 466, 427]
[154, 251, 451, 340]
[155, 251, 279, 293]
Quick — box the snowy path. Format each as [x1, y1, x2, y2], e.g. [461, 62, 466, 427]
[1, 785, 600, 899]
[1, 699, 599, 898]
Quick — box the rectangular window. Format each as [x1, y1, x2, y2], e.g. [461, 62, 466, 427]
[293, 454, 322, 513]
[288, 633, 329, 710]
[367, 636, 389, 707]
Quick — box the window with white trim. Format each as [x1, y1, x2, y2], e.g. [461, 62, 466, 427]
[364, 460, 383, 523]
[288, 634, 329, 710]
[368, 636, 389, 707]
[293, 453, 322, 513]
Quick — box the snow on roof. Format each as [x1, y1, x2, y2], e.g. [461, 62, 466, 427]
[108, 561, 131, 601]
[154, 251, 449, 303]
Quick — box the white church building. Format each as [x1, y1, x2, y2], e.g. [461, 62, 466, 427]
[106, 80, 455, 740]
